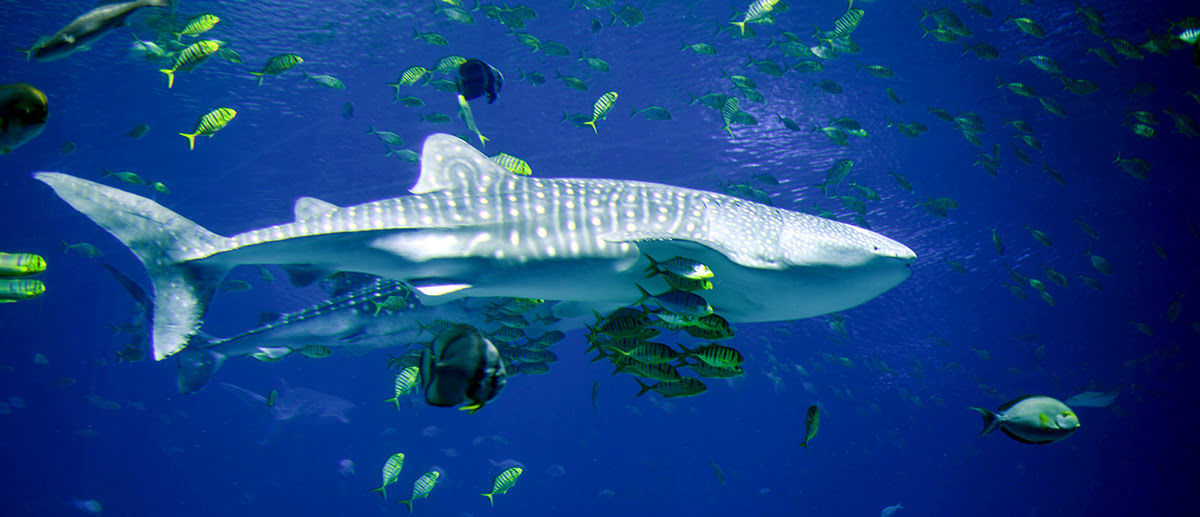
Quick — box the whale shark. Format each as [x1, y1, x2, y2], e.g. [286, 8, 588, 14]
[35, 133, 916, 361]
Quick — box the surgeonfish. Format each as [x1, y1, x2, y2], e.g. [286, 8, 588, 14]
[970, 395, 1080, 444]
[420, 324, 507, 413]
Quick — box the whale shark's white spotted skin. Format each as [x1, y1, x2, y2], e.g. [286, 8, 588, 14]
[35, 134, 915, 361]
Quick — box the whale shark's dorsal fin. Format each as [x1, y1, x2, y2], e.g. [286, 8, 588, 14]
[410, 134, 510, 195]
[293, 197, 339, 221]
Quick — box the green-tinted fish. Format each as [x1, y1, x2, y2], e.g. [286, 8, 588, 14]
[634, 377, 707, 398]
[798, 405, 819, 447]
[367, 125, 404, 146]
[578, 51, 610, 72]
[0, 279, 45, 302]
[383, 366, 420, 410]
[793, 60, 824, 73]
[101, 169, 145, 185]
[175, 14, 220, 40]
[857, 62, 894, 78]
[554, 70, 588, 91]
[219, 279, 251, 292]
[456, 94, 488, 147]
[815, 79, 843, 94]
[481, 467, 523, 507]
[159, 40, 220, 88]
[584, 91, 618, 133]
[629, 105, 671, 120]
[1113, 153, 1149, 180]
[681, 40, 717, 55]
[411, 29, 447, 46]
[61, 241, 103, 258]
[540, 41, 570, 56]
[370, 452, 405, 500]
[216, 47, 242, 64]
[297, 345, 333, 358]
[746, 54, 786, 76]
[517, 68, 545, 85]
[393, 95, 424, 107]
[991, 228, 1004, 255]
[609, 5, 643, 26]
[420, 112, 452, 124]
[1110, 38, 1143, 60]
[833, 7, 866, 38]
[126, 123, 150, 139]
[815, 159, 854, 196]
[0, 253, 46, 277]
[399, 471, 440, 513]
[431, 55, 467, 73]
[889, 170, 913, 192]
[1087, 47, 1118, 67]
[1020, 55, 1062, 75]
[490, 153, 532, 176]
[1025, 224, 1052, 247]
[1085, 250, 1112, 275]
[265, 389, 278, 407]
[179, 107, 236, 150]
[1168, 294, 1185, 322]
[1006, 16, 1045, 37]
[302, 71, 344, 89]
[635, 285, 711, 317]
[644, 256, 713, 280]
[250, 53, 303, 86]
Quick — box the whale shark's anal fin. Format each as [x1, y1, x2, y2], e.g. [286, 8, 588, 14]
[34, 172, 232, 361]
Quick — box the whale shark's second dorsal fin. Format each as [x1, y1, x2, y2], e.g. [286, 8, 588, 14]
[293, 197, 340, 221]
[410, 134, 509, 195]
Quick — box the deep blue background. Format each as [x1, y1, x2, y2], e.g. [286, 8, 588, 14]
[2, 0, 1199, 515]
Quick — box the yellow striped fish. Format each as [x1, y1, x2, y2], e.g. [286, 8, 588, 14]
[399, 470, 440, 513]
[175, 14, 220, 40]
[0, 278, 45, 302]
[489, 153, 532, 176]
[179, 107, 236, 150]
[369, 452, 405, 500]
[481, 467, 523, 507]
[680, 343, 744, 368]
[383, 366, 420, 411]
[731, 0, 781, 35]
[585, 91, 618, 133]
[250, 53, 304, 86]
[0, 253, 46, 277]
[159, 40, 220, 88]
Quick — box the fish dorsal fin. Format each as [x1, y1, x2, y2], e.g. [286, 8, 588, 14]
[410, 134, 509, 195]
[293, 197, 339, 221]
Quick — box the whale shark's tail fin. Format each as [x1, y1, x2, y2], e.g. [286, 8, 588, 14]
[34, 172, 231, 361]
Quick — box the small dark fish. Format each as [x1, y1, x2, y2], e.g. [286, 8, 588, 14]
[266, 389, 278, 407]
[342, 101, 355, 119]
[456, 59, 504, 104]
[799, 405, 820, 447]
[591, 381, 600, 413]
[709, 458, 726, 485]
[126, 123, 150, 139]
[420, 324, 506, 413]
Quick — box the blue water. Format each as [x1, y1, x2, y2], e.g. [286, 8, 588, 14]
[2, 0, 1199, 515]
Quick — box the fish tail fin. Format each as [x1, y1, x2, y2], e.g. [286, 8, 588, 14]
[798, 439, 807, 448]
[482, 493, 494, 507]
[17, 47, 32, 61]
[250, 72, 264, 86]
[399, 499, 413, 513]
[35, 172, 231, 361]
[179, 132, 198, 150]
[159, 68, 175, 88]
[731, 21, 745, 35]
[969, 406, 1001, 436]
[369, 486, 386, 500]
[634, 284, 653, 305]
[384, 395, 399, 411]
[478, 133, 489, 147]
[634, 378, 652, 397]
[584, 120, 598, 133]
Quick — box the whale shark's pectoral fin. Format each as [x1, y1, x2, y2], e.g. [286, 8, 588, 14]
[599, 231, 785, 270]
[281, 264, 333, 287]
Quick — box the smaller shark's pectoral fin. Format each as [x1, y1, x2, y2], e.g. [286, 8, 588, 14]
[410, 280, 473, 297]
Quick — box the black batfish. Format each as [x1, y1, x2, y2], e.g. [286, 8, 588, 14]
[421, 324, 507, 413]
[456, 59, 504, 104]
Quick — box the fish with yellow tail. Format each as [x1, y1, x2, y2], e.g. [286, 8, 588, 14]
[970, 395, 1079, 445]
[250, 53, 304, 86]
[585, 91, 618, 133]
[369, 452, 405, 500]
[399, 470, 440, 513]
[160, 40, 221, 88]
[798, 405, 819, 447]
[179, 107, 236, 150]
[456, 94, 488, 147]
[481, 467, 523, 507]
[731, 0, 781, 35]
